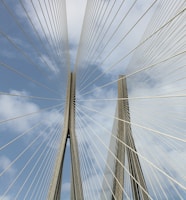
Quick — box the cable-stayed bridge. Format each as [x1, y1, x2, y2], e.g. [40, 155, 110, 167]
[0, 0, 185, 199]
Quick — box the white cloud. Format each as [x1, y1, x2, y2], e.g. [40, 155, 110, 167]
[82, 174, 104, 200]
[0, 90, 63, 134]
[39, 54, 59, 74]
[0, 195, 11, 200]
[61, 182, 70, 199]
[0, 90, 39, 133]
[61, 182, 70, 193]
[0, 156, 16, 177]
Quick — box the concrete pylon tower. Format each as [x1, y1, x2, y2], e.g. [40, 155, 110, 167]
[112, 75, 149, 200]
[48, 74, 149, 200]
[48, 73, 83, 200]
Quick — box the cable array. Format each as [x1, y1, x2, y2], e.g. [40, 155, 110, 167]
[0, 0, 69, 199]
[0, 0, 185, 199]
[75, 0, 186, 199]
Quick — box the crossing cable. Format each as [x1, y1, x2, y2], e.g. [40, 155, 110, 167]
[137, 19, 185, 69]
[85, 0, 134, 61]
[148, 166, 167, 199]
[0, 113, 61, 178]
[1, 110, 63, 199]
[78, 0, 157, 87]
[77, 130, 102, 200]
[117, 106, 164, 198]
[31, 128, 62, 200]
[74, 0, 95, 74]
[72, 112, 93, 200]
[57, 0, 71, 70]
[76, 106, 129, 200]
[140, 7, 185, 60]
[80, 0, 166, 91]
[0, 92, 64, 101]
[126, 102, 186, 126]
[76, 115, 116, 200]
[55, 0, 65, 45]
[0, 0, 68, 198]
[18, 0, 64, 76]
[76, 112, 116, 200]
[123, 103, 185, 196]
[77, 100, 186, 186]
[128, 60, 186, 94]
[29, 130, 61, 200]
[19, 119, 63, 200]
[126, 8, 185, 72]
[79, 63, 185, 103]
[39, 0, 63, 55]
[76, 94, 186, 102]
[76, 0, 99, 61]
[75, 0, 102, 74]
[80, 15, 185, 93]
[19, 0, 58, 60]
[19, 122, 61, 199]
[89, 0, 117, 52]
[78, 133, 101, 200]
[79, 0, 136, 85]
[79, 4, 185, 92]
[76, 103, 185, 197]
[53, 0, 69, 66]
[47, 0, 59, 47]
[0, 103, 64, 125]
[33, 0, 56, 49]
[82, 0, 106, 54]
[42, 0, 60, 53]
[86, 0, 116, 56]
[76, 102, 186, 143]
[0, 107, 64, 151]
[79, 51, 185, 97]
[75, 0, 185, 198]
[78, 0, 119, 85]
[0, 30, 58, 78]
[123, 4, 184, 78]
[22, 120, 62, 200]
[76, 112, 110, 200]
[0, 0, 63, 82]
[50, 0, 60, 48]
[71, 95, 90, 200]
[139, 0, 175, 48]
[78, 0, 126, 85]
[76, 103, 186, 192]
[141, 0, 170, 37]
[78, 145, 96, 200]
[0, 62, 61, 96]
[76, 105, 143, 199]
[28, 144, 57, 200]
[128, 106, 185, 149]
[30, 0, 61, 61]
[43, 0, 64, 57]
[142, 0, 184, 48]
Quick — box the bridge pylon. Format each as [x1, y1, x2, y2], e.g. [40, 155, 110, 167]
[112, 75, 149, 200]
[48, 72, 83, 200]
[48, 74, 149, 200]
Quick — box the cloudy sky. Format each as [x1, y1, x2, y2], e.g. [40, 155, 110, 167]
[0, 0, 185, 199]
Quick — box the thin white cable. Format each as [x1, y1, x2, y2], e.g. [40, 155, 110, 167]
[76, 103, 186, 191]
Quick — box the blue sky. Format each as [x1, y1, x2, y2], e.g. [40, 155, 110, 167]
[0, 0, 186, 199]
[0, 0, 69, 199]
